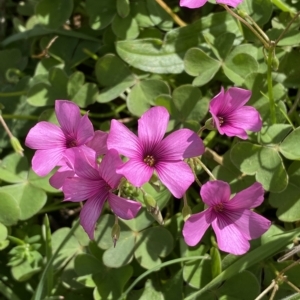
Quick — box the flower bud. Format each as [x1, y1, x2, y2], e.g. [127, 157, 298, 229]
[111, 223, 120, 248]
[143, 193, 164, 225]
[182, 204, 192, 221]
[204, 118, 216, 131]
[271, 55, 279, 71]
[10, 136, 24, 156]
[237, 9, 248, 18]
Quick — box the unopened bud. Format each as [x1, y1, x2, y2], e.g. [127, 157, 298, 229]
[204, 118, 216, 131]
[237, 9, 248, 18]
[182, 205, 192, 221]
[111, 223, 120, 248]
[271, 55, 279, 71]
[143, 193, 164, 225]
[10, 136, 24, 156]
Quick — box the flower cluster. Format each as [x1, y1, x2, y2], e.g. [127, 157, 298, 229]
[26, 84, 269, 254]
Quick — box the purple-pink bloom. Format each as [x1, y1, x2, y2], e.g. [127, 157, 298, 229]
[107, 106, 205, 198]
[49, 131, 108, 190]
[25, 100, 95, 176]
[180, 0, 243, 9]
[183, 180, 271, 255]
[62, 148, 142, 239]
[209, 87, 262, 140]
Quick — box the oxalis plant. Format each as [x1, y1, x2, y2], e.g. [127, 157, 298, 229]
[0, 0, 300, 299]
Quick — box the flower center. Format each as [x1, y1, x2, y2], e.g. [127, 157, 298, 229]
[66, 139, 77, 148]
[213, 203, 224, 212]
[144, 155, 155, 167]
[218, 117, 224, 126]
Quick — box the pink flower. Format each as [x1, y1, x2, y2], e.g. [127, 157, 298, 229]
[49, 131, 108, 190]
[180, 0, 243, 8]
[62, 148, 142, 239]
[183, 180, 271, 255]
[209, 87, 262, 140]
[25, 100, 95, 176]
[107, 106, 205, 198]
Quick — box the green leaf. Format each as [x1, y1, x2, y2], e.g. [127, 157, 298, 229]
[67, 71, 85, 98]
[279, 127, 300, 160]
[184, 48, 221, 86]
[117, 0, 130, 18]
[36, 0, 73, 29]
[127, 79, 170, 116]
[86, 0, 117, 30]
[135, 227, 173, 269]
[185, 227, 300, 300]
[210, 247, 222, 279]
[0, 192, 20, 226]
[171, 85, 203, 123]
[258, 124, 292, 145]
[230, 142, 288, 193]
[223, 53, 258, 85]
[102, 231, 135, 267]
[112, 14, 140, 40]
[0, 223, 8, 242]
[0, 153, 28, 183]
[269, 161, 300, 222]
[96, 54, 135, 88]
[73, 83, 98, 107]
[0, 183, 46, 220]
[117, 11, 240, 74]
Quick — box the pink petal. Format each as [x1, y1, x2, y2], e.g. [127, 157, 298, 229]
[55, 100, 81, 136]
[86, 130, 108, 156]
[63, 177, 108, 201]
[227, 182, 264, 210]
[180, 0, 207, 8]
[80, 193, 107, 239]
[25, 122, 66, 150]
[216, 0, 244, 7]
[210, 87, 252, 118]
[49, 166, 75, 190]
[107, 120, 141, 158]
[212, 217, 250, 255]
[32, 148, 64, 176]
[117, 159, 153, 187]
[99, 149, 123, 189]
[108, 193, 142, 219]
[217, 124, 248, 139]
[183, 210, 213, 246]
[76, 114, 94, 145]
[200, 180, 231, 206]
[156, 129, 205, 160]
[138, 106, 169, 153]
[226, 106, 262, 132]
[225, 209, 271, 240]
[72, 148, 99, 179]
[155, 161, 194, 198]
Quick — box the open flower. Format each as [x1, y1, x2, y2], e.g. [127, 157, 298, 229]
[107, 106, 205, 198]
[209, 87, 262, 140]
[25, 100, 95, 176]
[180, 0, 243, 9]
[62, 148, 142, 239]
[183, 180, 271, 255]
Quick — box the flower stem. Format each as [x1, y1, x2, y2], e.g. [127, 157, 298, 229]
[2, 114, 39, 121]
[196, 158, 216, 181]
[0, 90, 27, 97]
[155, 0, 187, 27]
[197, 125, 207, 136]
[0, 115, 14, 139]
[221, 5, 269, 48]
[267, 48, 276, 124]
[189, 159, 202, 187]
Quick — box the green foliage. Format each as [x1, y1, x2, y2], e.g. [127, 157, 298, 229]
[0, 0, 300, 299]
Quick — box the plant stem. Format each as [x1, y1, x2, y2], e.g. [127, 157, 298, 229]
[155, 0, 187, 27]
[0, 115, 14, 139]
[267, 48, 276, 124]
[221, 5, 269, 48]
[2, 114, 39, 121]
[0, 91, 27, 97]
[196, 158, 217, 180]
